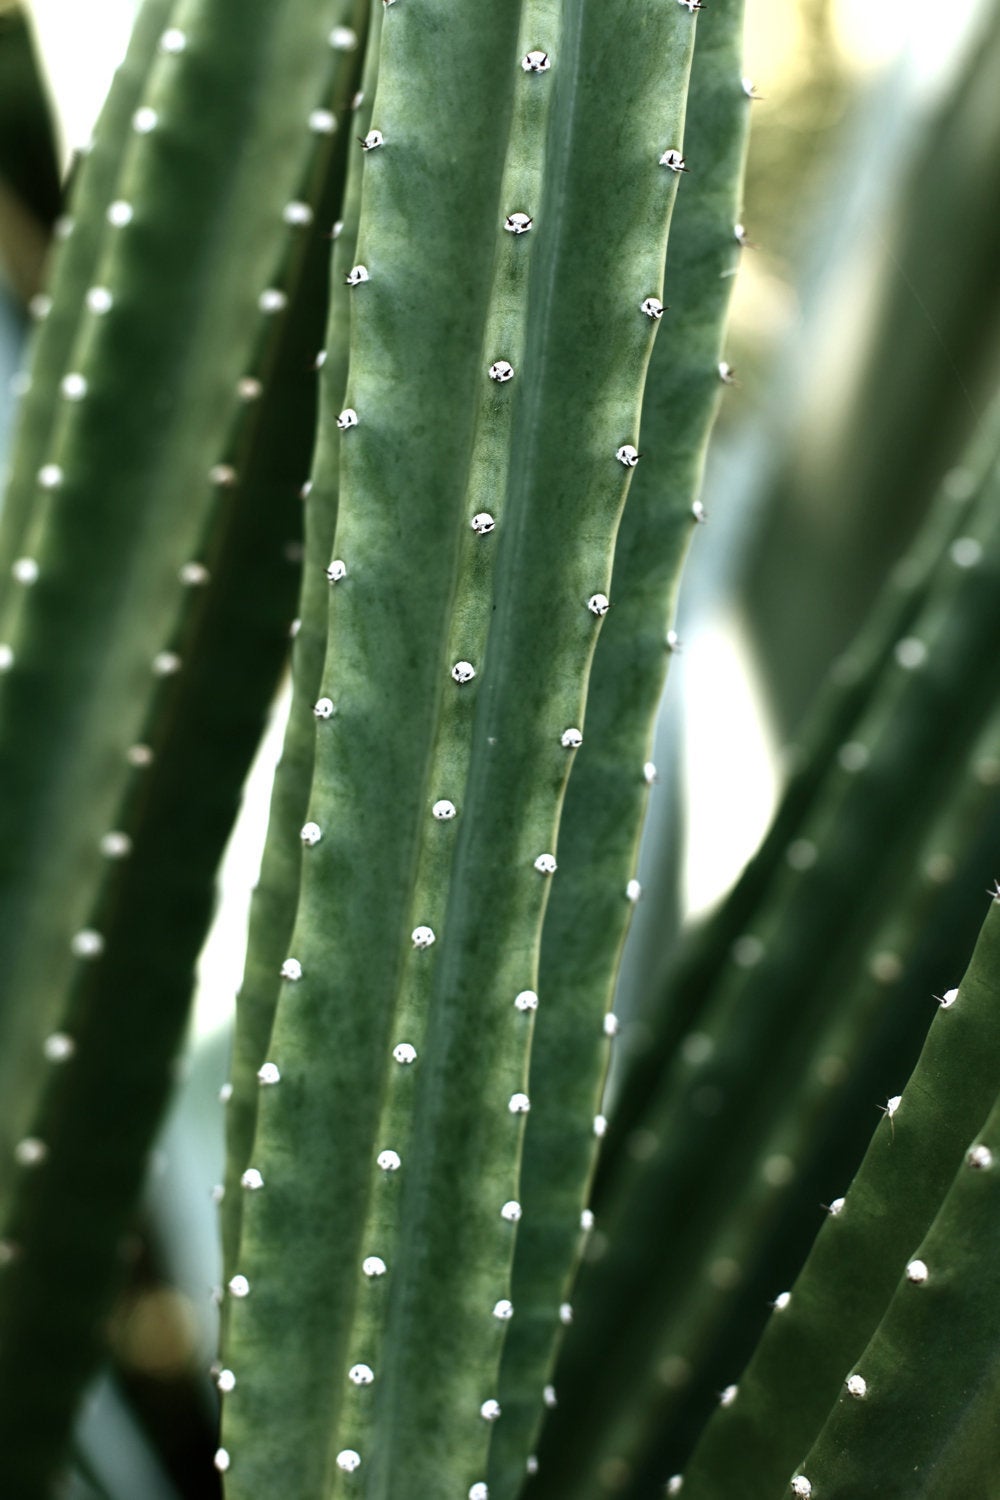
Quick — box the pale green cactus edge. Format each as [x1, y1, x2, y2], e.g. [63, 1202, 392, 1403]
[220, 0, 373, 1290]
[220, 0, 713, 1493]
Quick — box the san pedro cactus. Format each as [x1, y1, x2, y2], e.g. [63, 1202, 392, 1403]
[3, 1, 1000, 1497]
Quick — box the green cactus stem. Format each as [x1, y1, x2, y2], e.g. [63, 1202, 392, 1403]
[493, 5, 749, 1492]
[0, 1, 365, 1491]
[220, 0, 722, 1492]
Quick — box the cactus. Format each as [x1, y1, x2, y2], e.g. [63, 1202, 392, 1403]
[3, 2, 1000, 1498]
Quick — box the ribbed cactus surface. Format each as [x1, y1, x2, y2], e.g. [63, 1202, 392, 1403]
[219, 2, 749, 1495]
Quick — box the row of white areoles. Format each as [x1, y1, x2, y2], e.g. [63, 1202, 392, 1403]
[0, 13, 354, 1290]
[221, 4, 748, 1494]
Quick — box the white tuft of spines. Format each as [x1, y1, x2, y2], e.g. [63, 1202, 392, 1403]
[12, 558, 39, 585]
[86, 286, 114, 314]
[38, 463, 63, 489]
[534, 853, 557, 875]
[667, 1478, 683, 1496]
[938, 987, 959, 1009]
[493, 1299, 514, 1320]
[336, 1450, 362, 1473]
[15, 1138, 47, 1167]
[469, 1486, 489, 1500]
[603, 1013, 620, 1037]
[846, 1373, 868, 1398]
[0, 645, 13, 673]
[580, 1208, 595, 1231]
[588, 593, 610, 617]
[514, 990, 538, 1011]
[773, 1291, 792, 1311]
[313, 697, 335, 718]
[213, 1449, 231, 1473]
[259, 289, 288, 314]
[327, 559, 347, 582]
[543, 1384, 557, 1408]
[719, 1384, 738, 1407]
[452, 661, 476, 684]
[500, 1200, 522, 1222]
[283, 201, 313, 227]
[411, 925, 435, 949]
[489, 360, 515, 383]
[827, 1196, 846, 1216]
[217, 1369, 236, 1393]
[471, 513, 495, 534]
[60, 373, 88, 401]
[393, 1043, 417, 1064]
[508, 1093, 531, 1114]
[791, 1480, 812, 1498]
[345, 265, 369, 286]
[362, 1256, 387, 1277]
[310, 108, 336, 134]
[159, 27, 187, 52]
[238, 377, 262, 402]
[616, 444, 639, 467]
[300, 822, 322, 846]
[228, 1274, 250, 1298]
[967, 1144, 994, 1169]
[337, 408, 358, 430]
[659, 149, 687, 172]
[107, 200, 134, 227]
[559, 1302, 573, 1325]
[593, 1114, 608, 1138]
[641, 296, 664, 319]
[906, 1258, 929, 1284]
[644, 762, 658, 784]
[281, 958, 303, 981]
[257, 1062, 281, 1086]
[504, 212, 532, 234]
[349, 1363, 374, 1385]
[241, 1168, 264, 1191]
[153, 651, 181, 677]
[626, 880, 642, 904]
[133, 106, 158, 133]
[521, 50, 550, 72]
[44, 1033, 75, 1063]
[432, 799, 457, 820]
[377, 1149, 401, 1171]
[561, 727, 583, 749]
[480, 1399, 502, 1421]
[361, 130, 384, 151]
[330, 25, 358, 48]
[180, 562, 210, 586]
[71, 930, 104, 959]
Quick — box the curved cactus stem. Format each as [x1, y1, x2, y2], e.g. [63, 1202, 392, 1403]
[0, 0, 364, 1490]
[607, 689, 1000, 1498]
[677, 887, 1000, 1499]
[0, 0, 177, 586]
[789, 967, 1000, 1499]
[491, 4, 748, 1492]
[219, 0, 370, 1291]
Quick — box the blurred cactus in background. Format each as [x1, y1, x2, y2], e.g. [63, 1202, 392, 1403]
[1, 1, 1000, 1497]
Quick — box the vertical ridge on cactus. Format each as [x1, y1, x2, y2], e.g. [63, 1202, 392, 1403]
[492, 3, 749, 1488]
